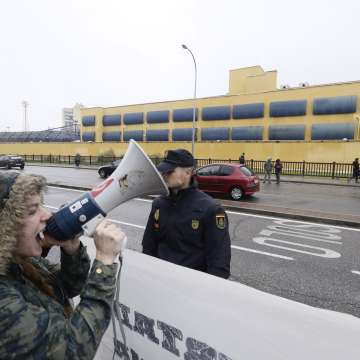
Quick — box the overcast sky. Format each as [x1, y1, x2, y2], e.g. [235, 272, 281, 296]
[0, 0, 359, 131]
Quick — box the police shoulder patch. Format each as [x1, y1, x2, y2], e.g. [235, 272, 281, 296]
[191, 219, 199, 230]
[215, 213, 226, 229]
[154, 209, 160, 221]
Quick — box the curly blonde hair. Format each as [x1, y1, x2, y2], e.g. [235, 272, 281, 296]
[0, 173, 46, 275]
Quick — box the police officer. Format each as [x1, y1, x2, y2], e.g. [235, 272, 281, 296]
[142, 149, 231, 279]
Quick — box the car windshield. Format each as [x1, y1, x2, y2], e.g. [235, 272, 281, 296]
[239, 166, 254, 176]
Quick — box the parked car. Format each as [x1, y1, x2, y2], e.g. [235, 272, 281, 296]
[194, 163, 259, 200]
[98, 159, 121, 178]
[0, 154, 25, 169]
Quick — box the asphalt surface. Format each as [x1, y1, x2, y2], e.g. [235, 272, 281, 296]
[21, 163, 360, 227]
[3, 165, 360, 317]
[43, 186, 360, 318]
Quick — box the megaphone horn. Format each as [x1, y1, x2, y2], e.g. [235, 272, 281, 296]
[45, 140, 169, 241]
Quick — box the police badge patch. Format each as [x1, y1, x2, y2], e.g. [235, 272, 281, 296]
[154, 209, 160, 221]
[215, 214, 226, 229]
[154, 209, 160, 229]
[191, 219, 199, 230]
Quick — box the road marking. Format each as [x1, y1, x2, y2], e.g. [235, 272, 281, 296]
[109, 218, 145, 229]
[45, 203, 293, 259]
[47, 186, 86, 193]
[231, 245, 294, 260]
[44, 204, 146, 229]
[45, 205, 58, 210]
[253, 237, 341, 258]
[259, 228, 342, 245]
[226, 210, 360, 232]
[351, 270, 360, 276]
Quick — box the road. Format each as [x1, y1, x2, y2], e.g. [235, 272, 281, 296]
[44, 185, 360, 318]
[22, 164, 360, 217]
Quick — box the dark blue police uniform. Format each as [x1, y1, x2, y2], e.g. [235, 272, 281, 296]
[142, 180, 231, 279]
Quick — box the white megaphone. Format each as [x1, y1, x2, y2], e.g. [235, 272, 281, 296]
[45, 140, 169, 241]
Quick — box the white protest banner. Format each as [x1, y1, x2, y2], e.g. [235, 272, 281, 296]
[95, 250, 360, 360]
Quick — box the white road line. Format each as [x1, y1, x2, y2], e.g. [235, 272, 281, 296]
[109, 219, 145, 229]
[46, 187, 359, 232]
[45, 203, 294, 259]
[231, 245, 294, 260]
[44, 204, 145, 229]
[45, 205, 58, 210]
[47, 186, 85, 193]
[351, 270, 360, 276]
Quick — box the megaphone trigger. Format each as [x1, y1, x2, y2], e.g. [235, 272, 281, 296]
[82, 213, 105, 237]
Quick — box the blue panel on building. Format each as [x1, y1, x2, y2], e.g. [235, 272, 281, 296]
[82, 116, 96, 126]
[123, 112, 144, 125]
[102, 131, 121, 142]
[103, 115, 121, 126]
[82, 132, 95, 142]
[146, 129, 169, 141]
[269, 125, 305, 140]
[201, 127, 230, 140]
[232, 103, 264, 119]
[173, 108, 198, 122]
[311, 123, 355, 140]
[313, 96, 357, 115]
[147, 110, 169, 124]
[202, 106, 231, 121]
[172, 128, 197, 141]
[123, 130, 143, 141]
[232, 126, 263, 140]
[270, 100, 307, 117]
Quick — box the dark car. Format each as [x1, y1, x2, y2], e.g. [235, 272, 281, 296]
[0, 154, 25, 169]
[194, 163, 259, 200]
[98, 159, 121, 178]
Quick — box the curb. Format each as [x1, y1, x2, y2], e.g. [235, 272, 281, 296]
[259, 178, 360, 188]
[46, 183, 360, 229]
[221, 203, 360, 228]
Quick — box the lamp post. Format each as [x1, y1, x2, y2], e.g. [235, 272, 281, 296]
[22, 100, 29, 131]
[181, 44, 197, 156]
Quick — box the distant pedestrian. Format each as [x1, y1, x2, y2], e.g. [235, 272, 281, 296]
[352, 158, 359, 183]
[74, 153, 81, 168]
[274, 158, 283, 184]
[239, 153, 245, 165]
[264, 157, 272, 183]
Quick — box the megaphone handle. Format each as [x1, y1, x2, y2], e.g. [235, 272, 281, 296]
[82, 216, 128, 255]
[82, 214, 105, 237]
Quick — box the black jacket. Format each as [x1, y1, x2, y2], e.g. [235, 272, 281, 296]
[142, 182, 231, 279]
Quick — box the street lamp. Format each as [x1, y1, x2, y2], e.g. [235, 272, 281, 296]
[22, 100, 29, 131]
[181, 44, 197, 156]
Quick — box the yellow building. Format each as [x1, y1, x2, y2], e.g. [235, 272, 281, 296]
[79, 65, 360, 162]
[1, 66, 359, 162]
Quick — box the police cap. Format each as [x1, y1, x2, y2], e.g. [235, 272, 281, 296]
[157, 149, 195, 173]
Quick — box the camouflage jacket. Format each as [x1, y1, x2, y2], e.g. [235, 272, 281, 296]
[0, 243, 118, 359]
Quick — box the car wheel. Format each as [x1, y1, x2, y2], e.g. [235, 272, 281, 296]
[230, 186, 244, 200]
[99, 169, 107, 178]
[20, 164, 25, 170]
[7, 164, 11, 169]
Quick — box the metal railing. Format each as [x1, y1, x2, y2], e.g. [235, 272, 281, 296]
[196, 158, 354, 179]
[22, 154, 355, 179]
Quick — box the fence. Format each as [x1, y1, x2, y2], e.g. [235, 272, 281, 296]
[22, 154, 355, 179]
[195, 158, 354, 179]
